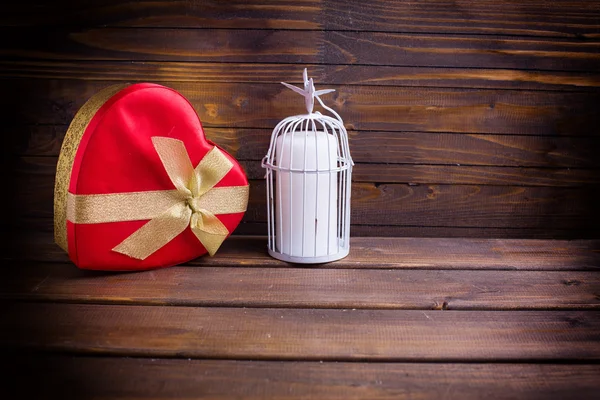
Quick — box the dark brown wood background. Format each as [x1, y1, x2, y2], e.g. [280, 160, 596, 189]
[2, 0, 600, 239]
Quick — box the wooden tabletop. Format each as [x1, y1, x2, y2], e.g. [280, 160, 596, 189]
[1, 236, 599, 399]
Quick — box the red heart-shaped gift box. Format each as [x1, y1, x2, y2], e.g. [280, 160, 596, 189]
[54, 83, 249, 271]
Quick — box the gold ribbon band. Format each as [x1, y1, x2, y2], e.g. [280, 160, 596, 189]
[66, 137, 249, 259]
[67, 187, 248, 224]
[67, 190, 182, 224]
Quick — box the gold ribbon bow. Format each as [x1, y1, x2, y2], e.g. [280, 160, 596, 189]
[66, 137, 249, 259]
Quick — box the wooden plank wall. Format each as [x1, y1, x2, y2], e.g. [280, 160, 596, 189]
[2, 0, 600, 239]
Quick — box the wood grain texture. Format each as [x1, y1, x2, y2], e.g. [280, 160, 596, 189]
[4, 79, 600, 135]
[14, 153, 600, 188]
[12, 217, 600, 240]
[2, 61, 600, 91]
[234, 223, 600, 240]
[324, 31, 600, 72]
[3, 263, 599, 310]
[6, 235, 600, 271]
[5, 355, 600, 400]
[14, 126, 600, 169]
[1, 302, 599, 361]
[325, 0, 600, 38]
[1, 0, 322, 29]
[2, 28, 600, 72]
[11, 157, 600, 230]
[3, 0, 600, 39]
[13, 128, 600, 185]
[351, 164, 600, 187]
[345, 182, 600, 229]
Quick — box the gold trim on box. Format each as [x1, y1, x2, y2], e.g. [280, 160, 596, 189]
[54, 84, 127, 252]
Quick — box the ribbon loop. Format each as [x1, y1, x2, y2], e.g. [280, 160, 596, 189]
[194, 146, 234, 197]
[151, 137, 195, 195]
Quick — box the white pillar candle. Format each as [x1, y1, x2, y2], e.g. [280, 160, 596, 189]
[275, 131, 338, 257]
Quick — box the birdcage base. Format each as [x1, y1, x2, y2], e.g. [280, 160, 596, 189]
[268, 245, 350, 264]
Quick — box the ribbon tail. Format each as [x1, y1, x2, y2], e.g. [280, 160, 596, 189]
[113, 202, 192, 260]
[191, 229, 228, 257]
[190, 211, 230, 256]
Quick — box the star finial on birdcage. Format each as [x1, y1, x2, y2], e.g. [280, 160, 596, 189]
[281, 68, 336, 114]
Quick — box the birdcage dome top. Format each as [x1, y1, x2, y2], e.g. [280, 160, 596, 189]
[263, 68, 354, 170]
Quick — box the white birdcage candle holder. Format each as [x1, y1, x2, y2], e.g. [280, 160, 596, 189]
[262, 69, 353, 263]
